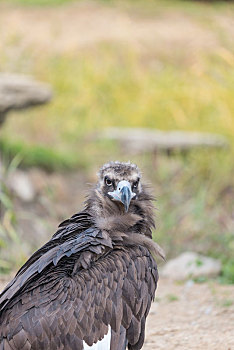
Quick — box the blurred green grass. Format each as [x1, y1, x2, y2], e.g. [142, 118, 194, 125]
[0, 0, 233, 282]
[4, 0, 234, 10]
[2, 0, 76, 6]
[2, 46, 234, 149]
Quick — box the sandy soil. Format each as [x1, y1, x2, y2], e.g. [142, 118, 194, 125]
[1, 277, 234, 349]
[144, 278, 234, 350]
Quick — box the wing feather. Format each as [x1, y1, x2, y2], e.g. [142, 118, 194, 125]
[0, 210, 158, 350]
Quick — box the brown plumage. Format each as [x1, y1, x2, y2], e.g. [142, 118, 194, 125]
[0, 161, 164, 350]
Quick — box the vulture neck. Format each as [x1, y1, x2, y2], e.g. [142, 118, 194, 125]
[85, 187, 155, 239]
[84, 187, 166, 261]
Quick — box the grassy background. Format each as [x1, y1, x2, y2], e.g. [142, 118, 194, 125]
[0, 0, 233, 282]
[2, 47, 234, 157]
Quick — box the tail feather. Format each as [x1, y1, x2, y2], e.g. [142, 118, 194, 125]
[83, 325, 111, 350]
[111, 325, 127, 350]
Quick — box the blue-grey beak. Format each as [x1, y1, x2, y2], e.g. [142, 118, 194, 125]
[108, 180, 136, 212]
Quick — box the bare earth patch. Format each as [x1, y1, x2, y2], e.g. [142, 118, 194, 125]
[144, 278, 234, 350]
[1, 276, 233, 349]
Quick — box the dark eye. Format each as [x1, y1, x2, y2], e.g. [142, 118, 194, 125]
[105, 177, 112, 186]
[133, 181, 139, 189]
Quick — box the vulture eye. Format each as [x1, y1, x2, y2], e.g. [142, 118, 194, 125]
[105, 177, 113, 186]
[132, 180, 139, 189]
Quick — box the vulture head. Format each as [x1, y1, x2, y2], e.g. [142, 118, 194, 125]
[97, 161, 141, 212]
[86, 161, 165, 260]
[85, 161, 164, 258]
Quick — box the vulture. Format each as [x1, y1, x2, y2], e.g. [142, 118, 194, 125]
[0, 161, 164, 350]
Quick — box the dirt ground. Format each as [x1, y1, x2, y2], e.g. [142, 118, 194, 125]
[1, 276, 234, 349]
[144, 278, 234, 350]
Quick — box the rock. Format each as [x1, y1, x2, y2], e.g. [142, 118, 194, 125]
[7, 170, 36, 202]
[161, 252, 221, 281]
[28, 168, 48, 194]
[0, 73, 52, 126]
[98, 128, 228, 154]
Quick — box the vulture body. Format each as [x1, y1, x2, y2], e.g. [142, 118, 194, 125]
[0, 161, 163, 350]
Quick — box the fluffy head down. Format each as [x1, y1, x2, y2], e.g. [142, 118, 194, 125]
[97, 161, 142, 196]
[98, 161, 141, 181]
[86, 161, 154, 237]
[92, 161, 165, 260]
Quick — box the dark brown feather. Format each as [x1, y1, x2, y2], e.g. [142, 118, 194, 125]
[0, 161, 161, 350]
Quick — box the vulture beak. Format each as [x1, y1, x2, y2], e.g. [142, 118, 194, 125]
[108, 180, 136, 212]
